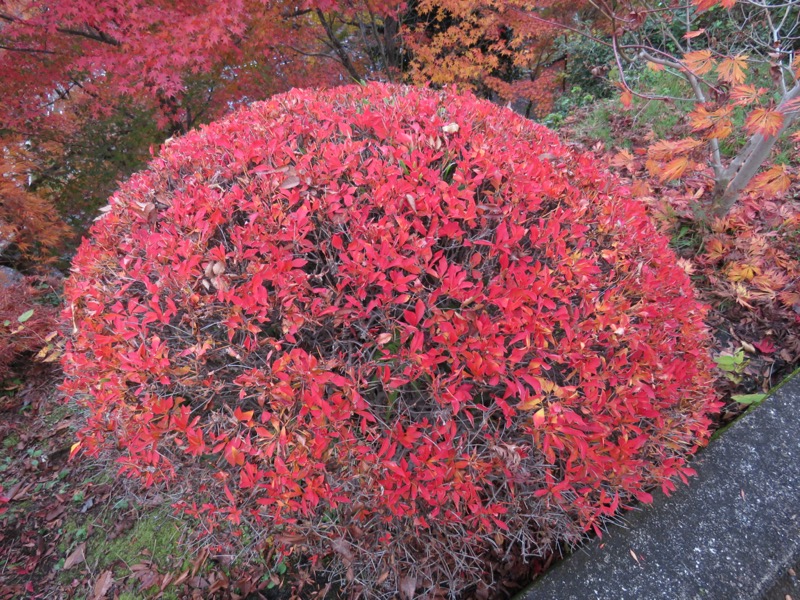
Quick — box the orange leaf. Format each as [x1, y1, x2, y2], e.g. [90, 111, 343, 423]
[659, 156, 690, 182]
[647, 138, 702, 161]
[233, 407, 254, 423]
[224, 441, 245, 466]
[749, 165, 792, 196]
[745, 108, 784, 137]
[717, 54, 748, 84]
[692, 0, 719, 11]
[689, 105, 733, 139]
[779, 95, 800, 115]
[620, 88, 633, 109]
[682, 50, 715, 76]
[730, 84, 762, 106]
[683, 29, 706, 39]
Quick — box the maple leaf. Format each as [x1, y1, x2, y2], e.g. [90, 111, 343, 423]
[611, 149, 636, 171]
[682, 50, 715, 76]
[692, 0, 720, 11]
[689, 105, 733, 139]
[726, 262, 760, 282]
[749, 165, 792, 197]
[647, 138, 701, 161]
[658, 156, 691, 182]
[717, 55, 748, 84]
[753, 338, 776, 354]
[745, 108, 784, 137]
[730, 85, 763, 107]
[677, 258, 696, 274]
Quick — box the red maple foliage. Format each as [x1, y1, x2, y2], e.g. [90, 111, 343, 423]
[62, 83, 718, 596]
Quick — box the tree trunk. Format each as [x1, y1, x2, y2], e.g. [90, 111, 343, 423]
[316, 10, 362, 82]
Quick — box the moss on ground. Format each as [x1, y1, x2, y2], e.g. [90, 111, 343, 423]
[57, 505, 191, 598]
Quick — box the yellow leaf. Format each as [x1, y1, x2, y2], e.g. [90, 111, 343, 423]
[519, 396, 544, 411]
[69, 441, 82, 460]
[745, 108, 784, 137]
[683, 50, 715, 76]
[717, 54, 748, 84]
[727, 262, 760, 282]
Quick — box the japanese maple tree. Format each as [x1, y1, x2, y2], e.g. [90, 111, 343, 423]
[63, 83, 718, 597]
[533, 0, 800, 216]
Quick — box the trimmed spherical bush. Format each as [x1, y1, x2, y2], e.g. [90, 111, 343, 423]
[63, 83, 717, 597]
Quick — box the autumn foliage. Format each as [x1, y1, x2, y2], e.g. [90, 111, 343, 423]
[62, 84, 717, 596]
[0, 277, 60, 381]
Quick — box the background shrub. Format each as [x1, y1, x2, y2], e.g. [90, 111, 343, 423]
[0, 276, 60, 382]
[63, 83, 718, 597]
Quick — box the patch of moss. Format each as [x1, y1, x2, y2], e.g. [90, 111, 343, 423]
[88, 508, 187, 570]
[57, 506, 192, 598]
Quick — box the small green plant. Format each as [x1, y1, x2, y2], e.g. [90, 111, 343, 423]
[715, 348, 748, 384]
[731, 393, 767, 405]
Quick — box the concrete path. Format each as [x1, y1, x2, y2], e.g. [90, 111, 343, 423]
[520, 372, 800, 600]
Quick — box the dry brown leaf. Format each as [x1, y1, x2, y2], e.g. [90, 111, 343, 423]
[331, 538, 355, 565]
[399, 574, 417, 600]
[92, 570, 114, 600]
[63, 543, 86, 570]
[280, 175, 301, 189]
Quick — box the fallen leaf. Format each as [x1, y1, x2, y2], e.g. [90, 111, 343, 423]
[331, 538, 354, 565]
[92, 570, 113, 600]
[399, 574, 417, 600]
[280, 175, 301, 189]
[46, 505, 66, 521]
[63, 543, 86, 570]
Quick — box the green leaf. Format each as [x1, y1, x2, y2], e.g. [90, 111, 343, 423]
[17, 309, 34, 323]
[715, 355, 736, 369]
[731, 393, 767, 405]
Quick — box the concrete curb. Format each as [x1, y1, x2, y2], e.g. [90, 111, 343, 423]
[518, 372, 800, 600]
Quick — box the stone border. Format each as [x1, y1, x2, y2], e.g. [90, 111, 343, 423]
[518, 372, 800, 600]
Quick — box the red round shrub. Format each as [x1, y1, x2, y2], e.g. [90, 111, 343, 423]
[63, 83, 718, 596]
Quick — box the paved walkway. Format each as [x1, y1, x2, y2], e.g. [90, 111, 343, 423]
[520, 372, 800, 600]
